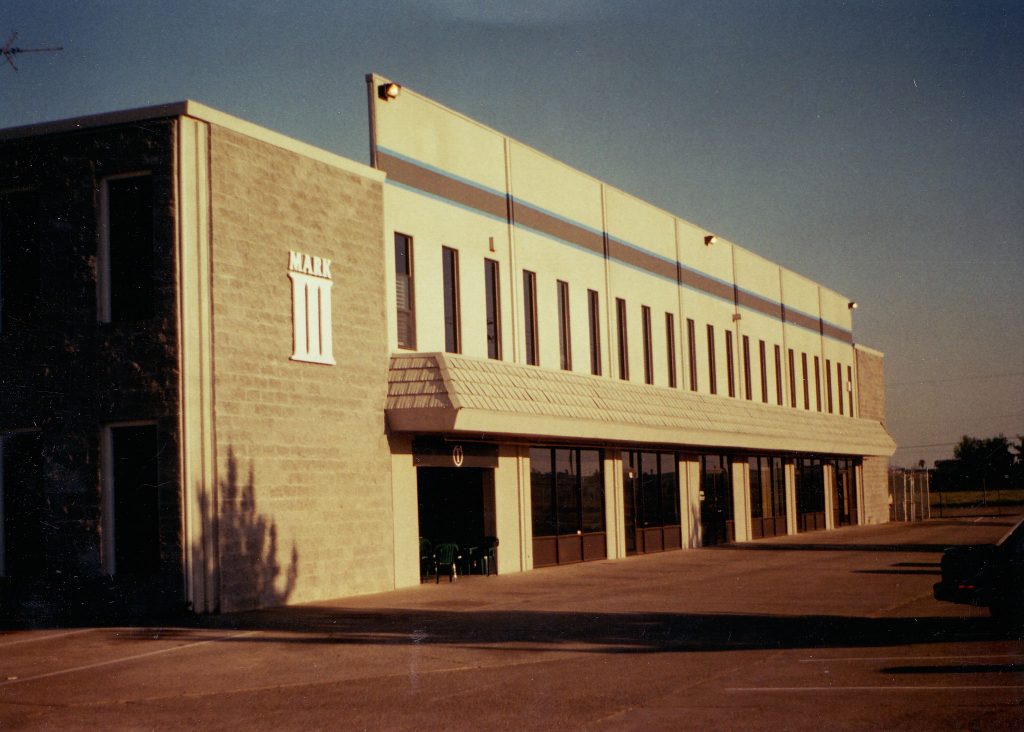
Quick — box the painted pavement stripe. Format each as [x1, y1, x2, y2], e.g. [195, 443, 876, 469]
[0, 630, 257, 687]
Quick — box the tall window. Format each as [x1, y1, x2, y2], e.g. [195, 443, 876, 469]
[557, 280, 572, 371]
[826, 358, 834, 412]
[441, 247, 461, 353]
[0, 190, 41, 334]
[787, 348, 797, 408]
[847, 365, 855, 417]
[774, 345, 784, 405]
[484, 258, 501, 359]
[1, 430, 44, 578]
[836, 362, 845, 415]
[641, 306, 654, 385]
[687, 318, 698, 391]
[814, 356, 822, 411]
[725, 330, 736, 397]
[394, 233, 415, 349]
[801, 352, 810, 410]
[706, 324, 717, 395]
[616, 298, 629, 380]
[523, 270, 538, 366]
[587, 289, 601, 375]
[102, 423, 161, 577]
[742, 335, 752, 400]
[99, 174, 154, 323]
[758, 339, 768, 403]
[665, 313, 677, 388]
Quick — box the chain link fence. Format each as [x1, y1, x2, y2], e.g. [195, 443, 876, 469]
[889, 468, 930, 522]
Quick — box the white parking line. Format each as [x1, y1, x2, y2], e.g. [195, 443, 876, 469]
[0, 628, 96, 647]
[799, 653, 1024, 663]
[729, 685, 1024, 692]
[0, 630, 257, 687]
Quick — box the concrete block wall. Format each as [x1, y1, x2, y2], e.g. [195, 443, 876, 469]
[856, 345, 890, 523]
[207, 124, 393, 611]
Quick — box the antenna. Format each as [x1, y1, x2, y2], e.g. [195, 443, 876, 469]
[2, 32, 63, 71]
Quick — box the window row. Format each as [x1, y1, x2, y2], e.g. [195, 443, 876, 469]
[0, 175, 156, 333]
[394, 233, 855, 415]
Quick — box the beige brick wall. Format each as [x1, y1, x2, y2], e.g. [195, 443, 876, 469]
[856, 346, 890, 524]
[861, 457, 890, 524]
[855, 347, 886, 423]
[207, 125, 392, 611]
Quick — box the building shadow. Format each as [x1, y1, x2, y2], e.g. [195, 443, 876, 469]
[0, 448, 298, 629]
[166, 604, 1015, 654]
[209, 448, 299, 612]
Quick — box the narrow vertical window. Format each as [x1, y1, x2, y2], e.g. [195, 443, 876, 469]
[441, 247, 461, 353]
[847, 365, 854, 417]
[801, 352, 810, 409]
[100, 174, 154, 323]
[484, 258, 501, 359]
[0, 190, 41, 334]
[686, 318, 698, 391]
[523, 270, 538, 366]
[102, 424, 161, 577]
[758, 339, 768, 403]
[665, 313, 677, 388]
[814, 356, 822, 411]
[725, 330, 735, 397]
[394, 233, 416, 349]
[836, 362, 845, 415]
[774, 345, 784, 405]
[587, 289, 601, 375]
[641, 306, 654, 384]
[787, 348, 797, 408]
[0, 431, 44, 578]
[615, 298, 629, 380]
[826, 358, 834, 412]
[706, 324, 717, 395]
[557, 280, 572, 371]
[742, 335, 752, 400]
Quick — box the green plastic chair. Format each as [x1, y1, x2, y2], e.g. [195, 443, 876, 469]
[432, 543, 461, 583]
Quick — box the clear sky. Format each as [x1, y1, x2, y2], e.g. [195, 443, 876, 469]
[3, 0, 1021, 467]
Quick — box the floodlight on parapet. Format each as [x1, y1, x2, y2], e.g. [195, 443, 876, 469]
[378, 82, 401, 101]
[848, 301, 859, 310]
[704, 235, 717, 246]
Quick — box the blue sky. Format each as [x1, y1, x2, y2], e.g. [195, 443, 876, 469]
[3, 0, 1021, 466]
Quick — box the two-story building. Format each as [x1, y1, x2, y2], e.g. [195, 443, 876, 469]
[0, 78, 894, 617]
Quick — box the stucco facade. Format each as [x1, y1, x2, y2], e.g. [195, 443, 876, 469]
[0, 81, 895, 617]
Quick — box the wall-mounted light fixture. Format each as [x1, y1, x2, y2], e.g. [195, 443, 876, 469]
[848, 301, 858, 310]
[378, 82, 401, 101]
[704, 235, 717, 246]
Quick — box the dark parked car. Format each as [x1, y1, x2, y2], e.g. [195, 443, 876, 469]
[934, 518, 1024, 624]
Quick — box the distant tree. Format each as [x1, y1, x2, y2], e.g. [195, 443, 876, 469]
[953, 434, 1015, 490]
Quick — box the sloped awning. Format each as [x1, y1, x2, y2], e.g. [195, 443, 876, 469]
[385, 353, 896, 457]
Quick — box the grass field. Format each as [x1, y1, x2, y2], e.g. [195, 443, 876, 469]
[931, 489, 1024, 508]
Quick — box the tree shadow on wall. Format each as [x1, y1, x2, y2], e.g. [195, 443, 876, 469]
[197, 448, 299, 613]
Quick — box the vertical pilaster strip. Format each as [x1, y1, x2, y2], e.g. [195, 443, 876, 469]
[784, 460, 798, 535]
[604, 449, 625, 560]
[731, 458, 751, 542]
[823, 462, 836, 531]
[503, 137, 519, 364]
[176, 116, 217, 613]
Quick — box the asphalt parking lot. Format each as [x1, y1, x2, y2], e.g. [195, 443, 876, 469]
[2, 514, 1022, 730]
